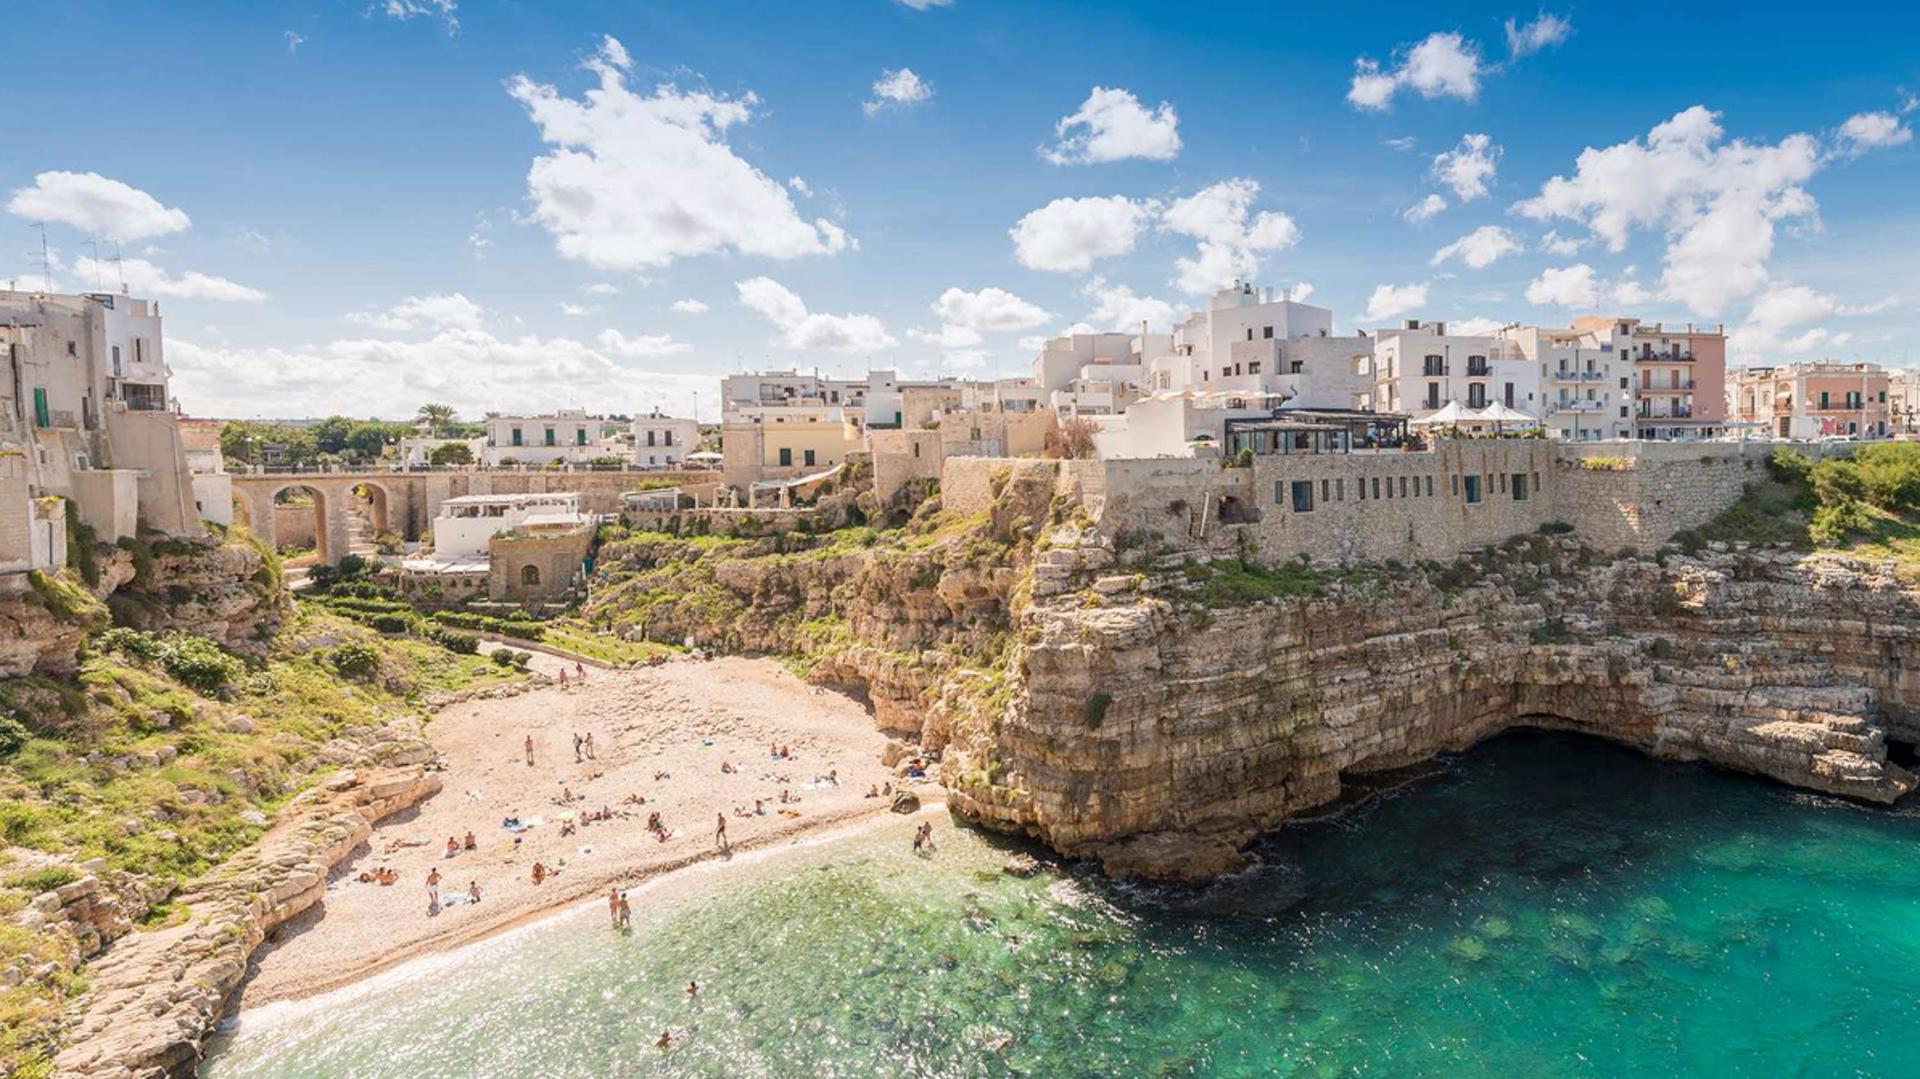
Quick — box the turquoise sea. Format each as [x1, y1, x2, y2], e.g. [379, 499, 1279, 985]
[202, 731, 1920, 1077]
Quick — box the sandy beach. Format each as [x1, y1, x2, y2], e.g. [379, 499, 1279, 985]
[234, 655, 925, 1008]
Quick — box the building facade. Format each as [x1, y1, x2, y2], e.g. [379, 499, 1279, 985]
[630, 410, 700, 468]
[1730, 362, 1890, 439]
[483, 411, 616, 466]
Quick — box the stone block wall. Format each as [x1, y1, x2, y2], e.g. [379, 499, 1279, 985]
[939, 457, 1066, 516]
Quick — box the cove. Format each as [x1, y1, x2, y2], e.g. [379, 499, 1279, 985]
[201, 730, 1920, 1077]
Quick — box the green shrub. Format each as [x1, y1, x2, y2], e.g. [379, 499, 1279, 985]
[1536, 520, 1575, 535]
[3, 866, 78, 894]
[155, 634, 240, 695]
[1810, 500, 1873, 547]
[1084, 692, 1112, 729]
[430, 628, 479, 654]
[368, 613, 415, 634]
[431, 611, 545, 640]
[0, 714, 27, 759]
[1766, 447, 1814, 486]
[96, 626, 162, 661]
[330, 641, 381, 679]
[489, 649, 517, 668]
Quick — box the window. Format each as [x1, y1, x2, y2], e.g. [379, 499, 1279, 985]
[1321, 479, 1330, 503]
[1263, 326, 1274, 339]
[778, 447, 792, 466]
[1249, 362, 1261, 374]
[1513, 473, 1530, 501]
[1499, 473, 1508, 494]
[511, 427, 523, 446]
[1399, 476, 1408, 498]
[1820, 391, 1831, 408]
[1451, 474, 1459, 496]
[544, 427, 556, 446]
[1291, 481, 1314, 513]
[1464, 475, 1483, 504]
[1336, 479, 1345, 501]
[647, 431, 657, 446]
[1504, 382, 1515, 408]
[1468, 385, 1487, 409]
[1371, 477, 1381, 499]
[1426, 382, 1441, 409]
[1290, 360, 1303, 374]
[912, 443, 920, 459]
[804, 449, 817, 467]
[521, 565, 541, 586]
[1620, 407, 1628, 419]
[1357, 477, 1367, 500]
[576, 429, 588, 446]
[1425, 475, 1434, 497]
[1620, 377, 1629, 390]
[1274, 481, 1286, 504]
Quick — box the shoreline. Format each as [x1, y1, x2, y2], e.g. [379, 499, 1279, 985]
[229, 654, 923, 1010]
[236, 795, 938, 1011]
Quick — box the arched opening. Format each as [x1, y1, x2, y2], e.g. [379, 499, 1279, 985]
[349, 481, 399, 555]
[520, 565, 541, 586]
[271, 484, 332, 566]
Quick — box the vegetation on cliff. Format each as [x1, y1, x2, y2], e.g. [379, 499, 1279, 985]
[1686, 445, 1920, 576]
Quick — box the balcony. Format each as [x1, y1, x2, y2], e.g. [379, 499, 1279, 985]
[1635, 351, 1696, 363]
[1640, 380, 1696, 393]
[1552, 370, 1608, 382]
[1638, 405, 1694, 419]
[1550, 400, 1607, 413]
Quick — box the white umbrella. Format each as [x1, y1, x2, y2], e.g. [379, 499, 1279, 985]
[1412, 401, 1475, 426]
[1478, 402, 1539, 434]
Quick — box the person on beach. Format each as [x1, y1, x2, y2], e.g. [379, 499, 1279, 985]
[426, 867, 442, 903]
[584, 732, 596, 760]
[532, 862, 547, 885]
[608, 888, 621, 927]
[559, 668, 569, 688]
[445, 836, 459, 858]
[715, 813, 728, 850]
[575, 661, 586, 682]
[618, 891, 632, 929]
[686, 980, 699, 998]
[524, 735, 535, 767]
[463, 830, 476, 851]
[574, 733, 584, 762]
[828, 769, 839, 787]
[468, 881, 481, 903]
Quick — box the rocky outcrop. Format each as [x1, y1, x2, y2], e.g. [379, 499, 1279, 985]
[0, 580, 96, 677]
[942, 537, 1920, 881]
[50, 729, 438, 1079]
[106, 537, 287, 657]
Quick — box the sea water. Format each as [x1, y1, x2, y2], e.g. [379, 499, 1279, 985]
[201, 731, 1920, 1077]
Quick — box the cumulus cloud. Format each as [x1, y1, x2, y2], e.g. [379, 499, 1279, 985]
[735, 276, 896, 352]
[1383, 136, 1419, 152]
[1042, 87, 1181, 165]
[1731, 283, 1899, 357]
[670, 298, 709, 314]
[1540, 230, 1582, 256]
[1834, 110, 1913, 157]
[1432, 225, 1523, 269]
[1347, 32, 1482, 110]
[509, 36, 848, 273]
[583, 283, 620, 296]
[346, 292, 484, 332]
[377, 0, 458, 32]
[559, 302, 594, 316]
[890, 0, 951, 8]
[1447, 316, 1510, 337]
[864, 68, 933, 117]
[1080, 277, 1176, 333]
[1159, 179, 1300, 295]
[1505, 12, 1572, 57]
[1362, 282, 1429, 323]
[1524, 264, 1599, 307]
[168, 329, 708, 419]
[7, 171, 192, 240]
[72, 256, 267, 302]
[931, 286, 1050, 332]
[1402, 194, 1448, 223]
[1514, 105, 1823, 316]
[1009, 194, 1154, 272]
[1431, 133, 1500, 201]
[596, 328, 692, 358]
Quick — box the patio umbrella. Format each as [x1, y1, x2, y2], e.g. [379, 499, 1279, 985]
[1477, 401, 1539, 433]
[1412, 400, 1474, 427]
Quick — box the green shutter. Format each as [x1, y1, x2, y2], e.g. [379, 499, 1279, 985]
[33, 388, 49, 427]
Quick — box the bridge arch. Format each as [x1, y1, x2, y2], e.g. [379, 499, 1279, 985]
[265, 482, 341, 566]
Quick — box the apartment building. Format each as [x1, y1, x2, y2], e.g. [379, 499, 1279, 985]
[1571, 316, 1727, 440]
[1731, 362, 1890, 439]
[1369, 321, 1543, 421]
[1510, 323, 1634, 441]
[630, 410, 700, 468]
[1888, 369, 1920, 435]
[1149, 282, 1335, 395]
[0, 289, 202, 553]
[1032, 332, 1161, 416]
[718, 369, 905, 429]
[483, 410, 617, 465]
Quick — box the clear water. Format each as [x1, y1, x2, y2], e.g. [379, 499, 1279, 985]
[202, 731, 1920, 1077]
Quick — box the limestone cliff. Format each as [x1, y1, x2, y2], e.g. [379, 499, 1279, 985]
[103, 533, 288, 657]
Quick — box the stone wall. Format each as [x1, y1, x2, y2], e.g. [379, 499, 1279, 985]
[938, 456, 1067, 516]
[1553, 441, 1848, 553]
[869, 429, 942, 506]
[488, 526, 593, 603]
[271, 503, 319, 550]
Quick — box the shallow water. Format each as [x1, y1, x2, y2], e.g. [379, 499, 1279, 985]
[202, 731, 1920, 1077]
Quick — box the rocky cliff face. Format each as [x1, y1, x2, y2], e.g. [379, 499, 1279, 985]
[942, 534, 1920, 880]
[105, 536, 288, 657]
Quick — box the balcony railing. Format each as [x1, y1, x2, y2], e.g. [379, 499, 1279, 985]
[1551, 400, 1607, 413]
[1636, 351, 1696, 362]
[1465, 364, 1492, 378]
[1640, 380, 1696, 392]
[1638, 406, 1694, 419]
[1552, 370, 1608, 382]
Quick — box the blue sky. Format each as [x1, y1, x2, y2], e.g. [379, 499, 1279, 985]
[5, 0, 1916, 419]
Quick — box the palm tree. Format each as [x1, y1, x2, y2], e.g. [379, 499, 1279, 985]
[416, 403, 457, 437]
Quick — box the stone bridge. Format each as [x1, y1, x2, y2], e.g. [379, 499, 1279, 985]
[229, 468, 705, 564]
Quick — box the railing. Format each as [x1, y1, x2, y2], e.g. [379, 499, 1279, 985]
[1465, 364, 1491, 378]
[1638, 406, 1694, 419]
[1552, 370, 1609, 382]
[1422, 365, 1449, 377]
[1637, 351, 1696, 362]
[1551, 400, 1606, 413]
[1640, 380, 1696, 391]
[40, 409, 77, 428]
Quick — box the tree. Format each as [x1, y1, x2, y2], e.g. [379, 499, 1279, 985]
[344, 421, 407, 462]
[1053, 416, 1099, 460]
[427, 441, 474, 467]
[416, 403, 457, 437]
[311, 416, 356, 455]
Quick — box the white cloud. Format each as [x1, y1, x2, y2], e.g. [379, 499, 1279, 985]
[346, 292, 483, 332]
[890, 0, 952, 8]
[1042, 87, 1181, 165]
[7, 171, 192, 241]
[1524, 264, 1599, 307]
[735, 276, 896, 353]
[1432, 225, 1523, 269]
[670, 298, 709, 314]
[1017, 334, 1050, 353]
[1431, 133, 1500, 201]
[1081, 277, 1176, 333]
[1289, 282, 1315, 303]
[1834, 111, 1913, 157]
[583, 282, 620, 296]
[285, 31, 306, 53]
[1383, 136, 1418, 152]
[864, 68, 933, 117]
[466, 214, 494, 259]
[559, 302, 593, 316]
[1348, 32, 1482, 110]
[930, 286, 1050, 332]
[1362, 282, 1429, 323]
[168, 329, 707, 419]
[1158, 178, 1301, 295]
[907, 324, 984, 349]
[1514, 105, 1823, 316]
[377, 0, 458, 32]
[1009, 194, 1154, 272]
[509, 36, 848, 273]
[1540, 230, 1582, 256]
[72, 256, 267, 302]
[1402, 194, 1448, 223]
[788, 177, 812, 197]
[1730, 283, 1900, 357]
[596, 328, 692, 358]
[1505, 13, 1572, 57]
[1447, 316, 1509, 336]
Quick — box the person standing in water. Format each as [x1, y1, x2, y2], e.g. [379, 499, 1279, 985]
[617, 891, 632, 929]
[607, 888, 620, 927]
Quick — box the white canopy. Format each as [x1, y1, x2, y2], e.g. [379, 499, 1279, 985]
[1478, 402, 1539, 425]
[1412, 401, 1476, 426]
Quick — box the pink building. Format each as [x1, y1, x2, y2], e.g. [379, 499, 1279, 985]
[1731, 362, 1890, 439]
[1571, 316, 1727, 440]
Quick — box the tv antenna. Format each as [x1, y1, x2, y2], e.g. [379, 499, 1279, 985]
[28, 222, 53, 292]
[84, 240, 105, 290]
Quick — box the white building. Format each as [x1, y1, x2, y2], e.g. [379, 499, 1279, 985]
[1368, 321, 1543, 424]
[1032, 332, 1161, 416]
[483, 410, 616, 466]
[718, 369, 908, 429]
[428, 492, 586, 558]
[1150, 283, 1335, 395]
[1510, 323, 1634, 440]
[631, 410, 700, 468]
